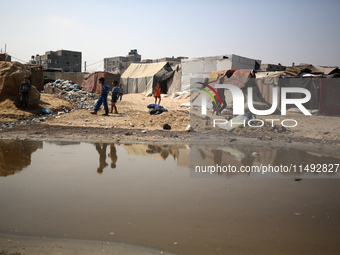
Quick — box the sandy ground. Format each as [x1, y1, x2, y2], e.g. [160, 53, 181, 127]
[0, 92, 339, 151]
[46, 93, 190, 131]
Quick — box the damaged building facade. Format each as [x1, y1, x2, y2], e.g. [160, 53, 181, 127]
[35, 50, 82, 72]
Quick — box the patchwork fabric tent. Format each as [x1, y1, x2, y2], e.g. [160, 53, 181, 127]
[120, 62, 173, 95]
[82, 71, 120, 94]
[191, 69, 272, 114]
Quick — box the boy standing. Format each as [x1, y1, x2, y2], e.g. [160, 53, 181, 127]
[91, 77, 110, 115]
[19, 76, 31, 109]
[110, 81, 119, 114]
[154, 83, 161, 105]
[118, 84, 123, 101]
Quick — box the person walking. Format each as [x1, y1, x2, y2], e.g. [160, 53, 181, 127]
[118, 84, 123, 101]
[91, 77, 110, 115]
[110, 81, 119, 114]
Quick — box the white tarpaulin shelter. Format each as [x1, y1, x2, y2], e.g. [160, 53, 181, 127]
[120, 62, 173, 95]
[181, 54, 261, 92]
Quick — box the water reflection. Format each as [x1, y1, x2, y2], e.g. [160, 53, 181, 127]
[1, 139, 340, 255]
[108, 144, 117, 169]
[0, 139, 339, 179]
[0, 140, 43, 177]
[95, 143, 109, 174]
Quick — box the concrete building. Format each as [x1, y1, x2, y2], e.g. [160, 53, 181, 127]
[35, 50, 82, 72]
[105, 50, 187, 73]
[104, 49, 141, 73]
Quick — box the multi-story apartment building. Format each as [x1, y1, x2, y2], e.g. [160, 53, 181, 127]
[35, 50, 82, 72]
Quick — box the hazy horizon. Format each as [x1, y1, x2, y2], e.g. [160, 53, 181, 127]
[1, 0, 339, 71]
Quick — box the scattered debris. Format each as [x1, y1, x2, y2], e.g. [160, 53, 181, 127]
[163, 123, 171, 130]
[185, 124, 193, 132]
[42, 108, 53, 115]
[149, 108, 168, 115]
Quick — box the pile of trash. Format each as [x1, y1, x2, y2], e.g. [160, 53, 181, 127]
[44, 79, 99, 110]
[55, 90, 98, 110]
[49, 79, 82, 92]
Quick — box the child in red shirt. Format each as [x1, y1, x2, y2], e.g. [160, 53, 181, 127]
[154, 83, 161, 104]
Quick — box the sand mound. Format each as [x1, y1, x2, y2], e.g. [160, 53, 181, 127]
[0, 61, 41, 107]
[0, 94, 73, 118]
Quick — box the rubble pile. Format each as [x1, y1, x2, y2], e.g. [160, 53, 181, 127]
[44, 79, 99, 110]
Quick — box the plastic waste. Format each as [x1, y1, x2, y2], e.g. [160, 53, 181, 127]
[147, 104, 163, 109]
[42, 108, 53, 114]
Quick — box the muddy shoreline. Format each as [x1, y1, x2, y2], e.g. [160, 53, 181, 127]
[1, 123, 339, 153]
[0, 233, 176, 255]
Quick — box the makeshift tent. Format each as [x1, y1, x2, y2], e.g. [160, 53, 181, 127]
[255, 71, 284, 105]
[82, 72, 98, 93]
[191, 69, 272, 114]
[120, 62, 173, 96]
[82, 71, 120, 94]
[167, 64, 182, 95]
[181, 54, 261, 92]
[254, 73, 340, 115]
[278, 77, 321, 111]
[319, 78, 340, 115]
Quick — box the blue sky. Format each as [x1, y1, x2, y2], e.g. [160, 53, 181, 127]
[1, 0, 339, 70]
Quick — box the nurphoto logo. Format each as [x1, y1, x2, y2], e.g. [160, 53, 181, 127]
[199, 83, 311, 116]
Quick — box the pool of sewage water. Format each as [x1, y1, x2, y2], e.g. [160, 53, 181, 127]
[0, 139, 340, 255]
